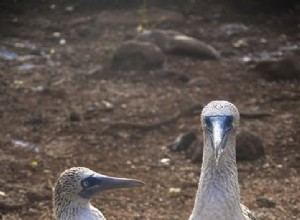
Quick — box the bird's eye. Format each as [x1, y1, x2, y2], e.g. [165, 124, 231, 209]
[204, 117, 212, 131]
[83, 181, 89, 187]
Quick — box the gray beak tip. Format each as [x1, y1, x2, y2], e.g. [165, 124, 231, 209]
[214, 146, 224, 165]
[130, 179, 145, 187]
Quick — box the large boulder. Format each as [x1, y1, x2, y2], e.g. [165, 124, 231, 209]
[136, 29, 220, 59]
[252, 58, 300, 81]
[236, 129, 265, 161]
[112, 40, 165, 70]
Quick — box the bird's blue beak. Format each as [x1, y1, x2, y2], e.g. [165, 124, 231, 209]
[204, 115, 233, 165]
[79, 174, 144, 199]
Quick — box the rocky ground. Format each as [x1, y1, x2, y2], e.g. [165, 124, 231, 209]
[0, 0, 299, 219]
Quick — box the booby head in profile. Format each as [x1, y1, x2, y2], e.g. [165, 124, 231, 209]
[53, 167, 144, 220]
[189, 100, 255, 220]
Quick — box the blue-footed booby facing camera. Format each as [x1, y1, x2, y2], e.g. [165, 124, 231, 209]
[189, 100, 255, 220]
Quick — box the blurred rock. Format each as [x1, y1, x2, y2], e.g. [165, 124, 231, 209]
[256, 198, 276, 208]
[69, 112, 81, 122]
[177, 74, 190, 83]
[173, 129, 264, 163]
[236, 129, 265, 161]
[288, 155, 300, 168]
[112, 40, 165, 70]
[252, 58, 300, 80]
[171, 131, 197, 151]
[185, 136, 203, 163]
[136, 29, 220, 59]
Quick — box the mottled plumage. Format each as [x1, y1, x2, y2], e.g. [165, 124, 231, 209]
[189, 101, 255, 220]
[53, 167, 143, 220]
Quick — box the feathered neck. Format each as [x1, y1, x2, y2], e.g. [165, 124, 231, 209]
[54, 193, 104, 220]
[54, 195, 85, 219]
[189, 132, 244, 220]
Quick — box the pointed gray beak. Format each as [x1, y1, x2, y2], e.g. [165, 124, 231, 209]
[205, 115, 233, 165]
[212, 122, 227, 164]
[95, 175, 144, 191]
[79, 174, 144, 199]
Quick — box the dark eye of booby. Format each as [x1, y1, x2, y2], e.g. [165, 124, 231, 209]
[204, 117, 213, 133]
[81, 175, 100, 189]
[83, 181, 89, 187]
[205, 121, 212, 133]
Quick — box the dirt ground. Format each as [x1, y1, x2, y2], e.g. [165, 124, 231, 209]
[0, 0, 299, 219]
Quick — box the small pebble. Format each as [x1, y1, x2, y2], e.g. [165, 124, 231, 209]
[169, 187, 182, 197]
[160, 158, 171, 166]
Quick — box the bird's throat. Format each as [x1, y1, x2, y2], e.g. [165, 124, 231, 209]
[190, 139, 243, 220]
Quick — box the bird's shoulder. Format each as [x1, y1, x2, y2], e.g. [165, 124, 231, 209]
[90, 205, 106, 220]
[241, 203, 255, 220]
[75, 205, 105, 220]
